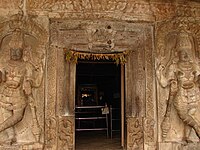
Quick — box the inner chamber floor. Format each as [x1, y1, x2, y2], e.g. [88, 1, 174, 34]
[75, 131, 123, 150]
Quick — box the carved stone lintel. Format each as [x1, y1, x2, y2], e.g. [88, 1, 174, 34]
[86, 24, 116, 51]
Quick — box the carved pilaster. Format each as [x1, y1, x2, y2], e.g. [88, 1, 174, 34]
[56, 47, 66, 116]
[45, 46, 58, 149]
[144, 27, 156, 149]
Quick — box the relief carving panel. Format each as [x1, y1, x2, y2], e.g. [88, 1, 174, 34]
[127, 117, 143, 150]
[57, 116, 74, 150]
[0, 12, 47, 149]
[156, 17, 200, 146]
[27, 0, 151, 13]
[50, 19, 147, 53]
[27, 0, 154, 21]
[27, 0, 200, 23]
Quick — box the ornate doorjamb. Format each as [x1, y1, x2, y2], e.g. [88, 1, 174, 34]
[48, 19, 156, 150]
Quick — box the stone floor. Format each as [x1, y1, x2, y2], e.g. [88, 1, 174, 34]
[75, 131, 123, 150]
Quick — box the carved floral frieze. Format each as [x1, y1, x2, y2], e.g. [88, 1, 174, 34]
[26, 0, 200, 22]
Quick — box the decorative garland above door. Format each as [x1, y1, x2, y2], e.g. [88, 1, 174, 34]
[64, 49, 130, 64]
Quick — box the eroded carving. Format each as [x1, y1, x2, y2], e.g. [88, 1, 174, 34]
[0, 30, 43, 144]
[0, 0, 21, 9]
[58, 117, 73, 150]
[0, 12, 45, 148]
[45, 117, 57, 147]
[156, 31, 200, 142]
[28, 0, 146, 13]
[0, 30, 28, 145]
[86, 24, 116, 51]
[127, 117, 143, 150]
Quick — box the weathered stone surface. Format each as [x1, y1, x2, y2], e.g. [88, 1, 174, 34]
[0, 0, 21, 9]
[0, 13, 47, 149]
[0, 0, 199, 150]
[156, 7, 200, 149]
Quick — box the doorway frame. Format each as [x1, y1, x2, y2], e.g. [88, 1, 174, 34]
[46, 20, 156, 150]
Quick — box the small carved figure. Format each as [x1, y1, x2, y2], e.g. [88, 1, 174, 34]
[128, 118, 143, 149]
[156, 32, 200, 142]
[0, 29, 42, 144]
[59, 118, 73, 149]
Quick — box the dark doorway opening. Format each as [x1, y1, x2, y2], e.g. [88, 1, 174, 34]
[75, 59, 122, 149]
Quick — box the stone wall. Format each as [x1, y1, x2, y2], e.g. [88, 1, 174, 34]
[0, 0, 199, 150]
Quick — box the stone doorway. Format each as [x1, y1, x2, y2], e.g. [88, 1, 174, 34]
[48, 19, 155, 150]
[75, 60, 123, 149]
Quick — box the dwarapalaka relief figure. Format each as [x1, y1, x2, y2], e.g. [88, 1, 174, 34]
[0, 29, 44, 145]
[156, 31, 200, 143]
